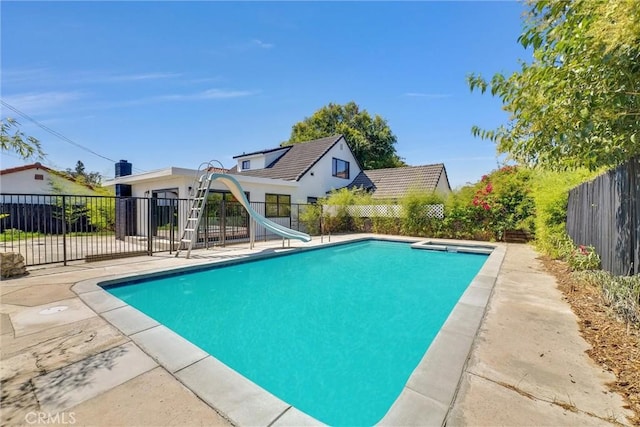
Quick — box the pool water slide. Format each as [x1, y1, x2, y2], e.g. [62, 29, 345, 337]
[207, 173, 312, 244]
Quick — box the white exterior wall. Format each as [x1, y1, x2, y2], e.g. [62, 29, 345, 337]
[293, 137, 362, 203]
[225, 178, 297, 204]
[129, 177, 191, 199]
[237, 154, 266, 171]
[106, 168, 299, 237]
[108, 167, 298, 203]
[0, 168, 100, 196]
[236, 148, 289, 171]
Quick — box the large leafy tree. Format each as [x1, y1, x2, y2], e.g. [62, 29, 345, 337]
[468, 0, 640, 170]
[1, 118, 45, 160]
[285, 101, 405, 170]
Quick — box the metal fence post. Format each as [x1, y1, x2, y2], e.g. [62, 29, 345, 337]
[61, 196, 68, 266]
[169, 198, 175, 254]
[147, 198, 153, 255]
[221, 199, 226, 247]
[320, 204, 324, 243]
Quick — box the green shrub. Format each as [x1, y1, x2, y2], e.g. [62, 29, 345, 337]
[317, 188, 373, 234]
[305, 166, 601, 246]
[87, 198, 115, 232]
[400, 191, 444, 237]
[323, 206, 352, 233]
[441, 203, 476, 240]
[299, 204, 322, 235]
[372, 216, 401, 235]
[529, 169, 598, 257]
[469, 166, 535, 241]
[436, 166, 535, 241]
[0, 228, 43, 242]
[576, 270, 640, 326]
[566, 244, 601, 271]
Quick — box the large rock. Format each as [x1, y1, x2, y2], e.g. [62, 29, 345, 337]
[0, 252, 27, 279]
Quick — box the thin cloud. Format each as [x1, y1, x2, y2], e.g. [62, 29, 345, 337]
[99, 72, 182, 82]
[251, 39, 274, 49]
[64, 88, 258, 111]
[403, 92, 452, 99]
[217, 39, 275, 53]
[2, 91, 84, 114]
[69, 71, 182, 84]
[3, 69, 181, 87]
[153, 88, 258, 102]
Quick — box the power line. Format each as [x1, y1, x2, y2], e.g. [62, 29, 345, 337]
[1, 100, 146, 173]
[2, 100, 117, 163]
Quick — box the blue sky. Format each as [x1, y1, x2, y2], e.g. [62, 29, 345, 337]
[1, 1, 528, 188]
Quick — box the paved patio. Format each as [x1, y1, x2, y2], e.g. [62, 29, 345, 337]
[0, 235, 633, 426]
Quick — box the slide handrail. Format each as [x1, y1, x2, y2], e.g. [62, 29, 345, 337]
[207, 173, 312, 243]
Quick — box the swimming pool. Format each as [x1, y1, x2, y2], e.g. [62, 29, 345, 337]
[104, 239, 488, 425]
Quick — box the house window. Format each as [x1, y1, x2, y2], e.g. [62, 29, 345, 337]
[242, 160, 250, 170]
[307, 197, 318, 204]
[265, 193, 291, 217]
[34, 174, 44, 180]
[332, 158, 350, 179]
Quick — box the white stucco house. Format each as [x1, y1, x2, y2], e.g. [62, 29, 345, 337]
[0, 163, 107, 234]
[101, 134, 452, 242]
[0, 163, 102, 196]
[105, 135, 364, 205]
[105, 134, 451, 204]
[0, 135, 451, 243]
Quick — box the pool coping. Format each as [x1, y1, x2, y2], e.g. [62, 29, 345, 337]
[71, 236, 506, 426]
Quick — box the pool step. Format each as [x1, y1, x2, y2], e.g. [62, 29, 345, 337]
[410, 240, 495, 255]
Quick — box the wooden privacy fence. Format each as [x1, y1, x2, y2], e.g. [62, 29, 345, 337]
[566, 157, 639, 276]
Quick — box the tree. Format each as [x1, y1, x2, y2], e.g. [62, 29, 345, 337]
[0, 118, 45, 159]
[65, 160, 103, 186]
[285, 102, 405, 170]
[73, 160, 85, 177]
[467, 0, 640, 170]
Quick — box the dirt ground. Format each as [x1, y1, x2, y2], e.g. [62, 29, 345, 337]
[541, 256, 640, 425]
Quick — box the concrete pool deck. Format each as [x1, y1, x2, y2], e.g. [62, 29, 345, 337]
[0, 234, 633, 426]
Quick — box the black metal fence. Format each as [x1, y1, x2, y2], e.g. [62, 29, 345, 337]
[0, 194, 314, 266]
[566, 157, 639, 276]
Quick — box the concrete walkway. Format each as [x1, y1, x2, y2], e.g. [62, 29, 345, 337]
[447, 244, 632, 426]
[0, 237, 633, 426]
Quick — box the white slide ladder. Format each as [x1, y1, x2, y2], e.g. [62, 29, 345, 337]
[175, 163, 215, 258]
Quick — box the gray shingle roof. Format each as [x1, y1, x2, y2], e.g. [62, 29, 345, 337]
[348, 164, 449, 199]
[228, 135, 343, 181]
[231, 146, 287, 159]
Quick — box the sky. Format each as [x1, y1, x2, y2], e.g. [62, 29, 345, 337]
[1, 1, 530, 188]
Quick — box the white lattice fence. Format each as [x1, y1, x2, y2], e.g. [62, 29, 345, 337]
[424, 204, 444, 219]
[323, 204, 444, 219]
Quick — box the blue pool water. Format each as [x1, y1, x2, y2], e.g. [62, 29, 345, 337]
[106, 240, 488, 425]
